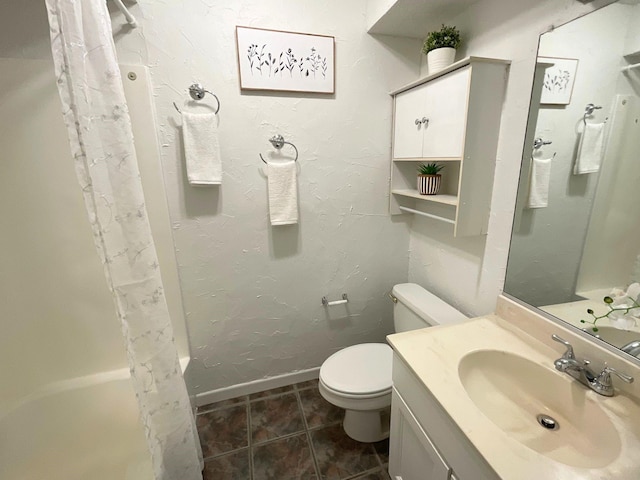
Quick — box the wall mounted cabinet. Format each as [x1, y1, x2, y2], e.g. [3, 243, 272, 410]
[390, 57, 510, 236]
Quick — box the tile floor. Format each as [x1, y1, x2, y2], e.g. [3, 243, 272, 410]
[197, 379, 391, 480]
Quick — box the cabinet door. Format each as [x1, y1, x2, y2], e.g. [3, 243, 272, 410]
[389, 389, 451, 480]
[393, 83, 428, 159]
[421, 67, 470, 158]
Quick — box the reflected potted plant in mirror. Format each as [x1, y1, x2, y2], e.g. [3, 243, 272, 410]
[422, 25, 461, 75]
[580, 283, 640, 333]
[418, 163, 444, 195]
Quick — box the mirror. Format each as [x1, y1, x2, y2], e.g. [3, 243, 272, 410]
[505, 0, 640, 358]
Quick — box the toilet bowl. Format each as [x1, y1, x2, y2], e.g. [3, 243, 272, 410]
[318, 283, 467, 443]
[319, 343, 392, 442]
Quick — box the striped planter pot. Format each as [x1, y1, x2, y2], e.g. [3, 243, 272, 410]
[417, 174, 441, 195]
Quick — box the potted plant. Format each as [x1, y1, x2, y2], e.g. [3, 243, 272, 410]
[418, 163, 444, 195]
[422, 25, 461, 74]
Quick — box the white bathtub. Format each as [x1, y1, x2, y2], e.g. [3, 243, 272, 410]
[0, 358, 190, 480]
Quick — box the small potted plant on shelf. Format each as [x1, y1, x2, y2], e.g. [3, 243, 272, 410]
[422, 24, 461, 74]
[418, 163, 444, 195]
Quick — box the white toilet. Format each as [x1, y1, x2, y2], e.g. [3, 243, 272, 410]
[318, 283, 468, 442]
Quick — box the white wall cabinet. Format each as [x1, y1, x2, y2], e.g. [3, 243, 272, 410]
[390, 57, 510, 236]
[389, 353, 500, 480]
[393, 67, 469, 160]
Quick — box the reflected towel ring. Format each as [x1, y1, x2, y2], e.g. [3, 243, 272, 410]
[583, 103, 602, 126]
[259, 135, 299, 164]
[533, 137, 552, 150]
[173, 83, 220, 114]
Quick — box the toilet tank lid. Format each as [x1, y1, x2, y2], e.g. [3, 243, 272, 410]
[392, 283, 468, 326]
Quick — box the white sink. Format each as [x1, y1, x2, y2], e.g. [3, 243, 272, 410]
[458, 349, 621, 468]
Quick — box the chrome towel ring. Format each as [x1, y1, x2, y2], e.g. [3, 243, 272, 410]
[533, 137, 552, 150]
[173, 83, 220, 114]
[259, 135, 299, 164]
[583, 103, 602, 126]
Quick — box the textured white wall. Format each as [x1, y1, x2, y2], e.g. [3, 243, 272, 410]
[408, 0, 617, 317]
[111, 0, 419, 394]
[505, 3, 631, 306]
[624, 4, 640, 56]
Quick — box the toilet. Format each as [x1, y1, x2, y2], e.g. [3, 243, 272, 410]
[318, 283, 468, 442]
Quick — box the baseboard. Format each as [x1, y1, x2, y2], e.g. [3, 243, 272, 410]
[195, 367, 320, 407]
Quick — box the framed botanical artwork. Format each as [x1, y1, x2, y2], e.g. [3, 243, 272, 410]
[538, 56, 579, 105]
[235, 26, 335, 94]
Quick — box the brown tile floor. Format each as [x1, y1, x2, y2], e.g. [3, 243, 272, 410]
[197, 380, 391, 480]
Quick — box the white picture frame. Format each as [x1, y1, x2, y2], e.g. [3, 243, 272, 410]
[235, 26, 335, 94]
[538, 56, 579, 105]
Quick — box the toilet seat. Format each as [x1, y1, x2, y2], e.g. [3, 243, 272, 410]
[319, 343, 392, 396]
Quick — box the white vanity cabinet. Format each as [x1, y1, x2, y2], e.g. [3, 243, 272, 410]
[390, 57, 510, 236]
[389, 389, 451, 480]
[389, 353, 500, 480]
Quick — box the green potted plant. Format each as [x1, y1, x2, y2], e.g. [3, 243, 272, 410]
[418, 163, 444, 195]
[422, 25, 461, 74]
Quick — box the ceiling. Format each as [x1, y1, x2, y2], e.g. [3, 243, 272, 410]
[367, 0, 481, 39]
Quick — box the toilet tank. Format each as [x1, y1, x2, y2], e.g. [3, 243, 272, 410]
[392, 283, 468, 333]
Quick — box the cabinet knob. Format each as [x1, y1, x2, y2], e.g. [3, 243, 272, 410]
[414, 118, 422, 126]
[421, 117, 429, 126]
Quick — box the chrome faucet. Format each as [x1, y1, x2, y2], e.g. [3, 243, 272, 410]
[552, 334, 634, 397]
[621, 340, 640, 357]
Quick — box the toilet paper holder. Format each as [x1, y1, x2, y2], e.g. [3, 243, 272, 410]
[322, 294, 348, 307]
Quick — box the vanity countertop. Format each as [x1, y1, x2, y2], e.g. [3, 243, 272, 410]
[388, 314, 640, 480]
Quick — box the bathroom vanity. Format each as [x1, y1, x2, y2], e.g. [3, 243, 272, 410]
[387, 295, 640, 480]
[389, 352, 497, 480]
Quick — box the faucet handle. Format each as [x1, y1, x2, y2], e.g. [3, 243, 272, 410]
[598, 364, 634, 386]
[552, 334, 575, 360]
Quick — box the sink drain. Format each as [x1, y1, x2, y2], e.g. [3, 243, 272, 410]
[537, 414, 559, 431]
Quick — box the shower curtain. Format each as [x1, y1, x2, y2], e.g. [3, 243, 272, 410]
[45, 1, 203, 479]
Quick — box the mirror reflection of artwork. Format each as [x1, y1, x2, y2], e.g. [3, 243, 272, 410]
[538, 56, 579, 105]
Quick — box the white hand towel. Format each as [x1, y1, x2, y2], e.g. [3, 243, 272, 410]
[182, 111, 221, 185]
[527, 156, 552, 209]
[573, 123, 605, 175]
[267, 160, 298, 225]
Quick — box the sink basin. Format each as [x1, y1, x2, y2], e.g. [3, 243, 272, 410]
[458, 350, 621, 467]
[583, 326, 640, 349]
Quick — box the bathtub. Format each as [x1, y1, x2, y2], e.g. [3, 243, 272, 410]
[0, 358, 190, 480]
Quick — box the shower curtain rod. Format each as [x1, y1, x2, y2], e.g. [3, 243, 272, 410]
[621, 62, 640, 74]
[111, 0, 137, 27]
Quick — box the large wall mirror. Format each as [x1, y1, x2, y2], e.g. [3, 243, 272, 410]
[505, 0, 640, 358]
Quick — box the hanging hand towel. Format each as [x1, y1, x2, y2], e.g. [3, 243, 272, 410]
[267, 160, 298, 225]
[573, 123, 605, 175]
[527, 156, 552, 209]
[182, 111, 221, 185]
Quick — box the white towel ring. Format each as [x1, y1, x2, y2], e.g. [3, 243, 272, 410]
[260, 135, 299, 164]
[173, 83, 220, 114]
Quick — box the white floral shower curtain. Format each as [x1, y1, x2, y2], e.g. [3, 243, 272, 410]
[45, 1, 203, 479]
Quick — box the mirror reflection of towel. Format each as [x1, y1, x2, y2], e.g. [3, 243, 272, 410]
[573, 123, 604, 175]
[527, 157, 552, 209]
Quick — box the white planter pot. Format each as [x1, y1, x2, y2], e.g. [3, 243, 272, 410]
[418, 174, 441, 195]
[427, 47, 456, 75]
